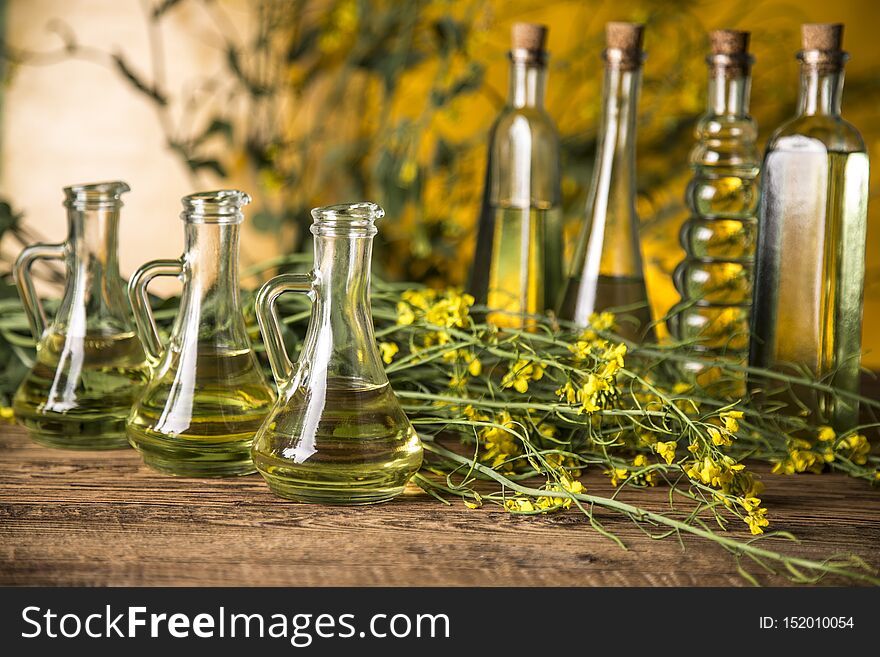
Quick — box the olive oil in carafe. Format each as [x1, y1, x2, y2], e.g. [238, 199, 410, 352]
[486, 204, 563, 328]
[252, 380, 423, 505]
[13, 331, 149, 449]
[126, 348, 275, 476]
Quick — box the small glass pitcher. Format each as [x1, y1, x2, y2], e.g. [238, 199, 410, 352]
[252, 203, 422, 504]
[126, 190, 275, 476]
[13, 181, 149, 449]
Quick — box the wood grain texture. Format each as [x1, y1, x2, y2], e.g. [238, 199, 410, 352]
[0, 424, 877, 587]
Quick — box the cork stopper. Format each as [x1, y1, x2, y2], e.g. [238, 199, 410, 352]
[605, 22, 645, 70]
[708, 29, 752, 76]
[606, 22, 644, 52]
[511, 22, 548, 52]
[802, 23, 843, 51]
[799, 23, 846, 72]
[710, 29, 750, 56]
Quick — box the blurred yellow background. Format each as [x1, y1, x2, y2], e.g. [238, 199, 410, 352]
[1, 1, 878, 364]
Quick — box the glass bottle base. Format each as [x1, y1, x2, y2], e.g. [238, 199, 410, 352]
[16, 415, 131, 450]
[127, 428, 256, 478]
[256, 466, 410, 505]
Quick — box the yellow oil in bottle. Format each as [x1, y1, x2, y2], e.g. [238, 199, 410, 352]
[485, 204, 563, 329]
[751, 150, 868, 429]
[13, 331, 149, 449]
[126, 347, 275, 476]
[252, 379, 423, 505]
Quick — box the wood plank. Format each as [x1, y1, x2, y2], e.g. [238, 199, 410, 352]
[0, 424, 877, 587]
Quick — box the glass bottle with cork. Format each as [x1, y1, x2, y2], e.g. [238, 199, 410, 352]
[467, 22, 563, 329]
[558, 22, 654, 342]
[669, 30, 759, 394]
[750, 23, 869, 431]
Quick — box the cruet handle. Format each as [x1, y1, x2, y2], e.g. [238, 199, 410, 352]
[128, 258, 184, 364]
[255, 272, 314, 388]
[13, 242, 67, 340]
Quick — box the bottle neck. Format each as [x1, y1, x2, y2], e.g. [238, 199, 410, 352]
[797, 62, 844, 117]
[312, 233, 373, 313]
[508, 58, 546, 109]
[594, 59, 640, 216]
[299, 230, 385, 386]
[707, 61, 751, 116]
[57, 204, 132, 334]
[176, 221, 246, 344]
[67, 206, 122, 280]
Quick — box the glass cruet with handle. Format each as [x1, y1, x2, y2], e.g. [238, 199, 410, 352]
[125, 190, 275, 476]
[12, 181, 150, 449]
[251, 202, 423, 504]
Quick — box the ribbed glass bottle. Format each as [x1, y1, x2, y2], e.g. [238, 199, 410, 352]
[558, 22, 653, 342]
[750, 24, 869, 432]
[467, 22, 563, 329]
[669, 30, 759, 394]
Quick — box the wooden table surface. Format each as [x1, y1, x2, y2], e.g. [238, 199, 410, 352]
[1, 424, 878, 587]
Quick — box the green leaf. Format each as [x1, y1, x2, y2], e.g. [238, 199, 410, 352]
[0, 199, 22, 239]
[432, 17, 467, 55]
[186, 158, 227, 178]
[111, 54, 167, 106]
[195, 118, 234, 146]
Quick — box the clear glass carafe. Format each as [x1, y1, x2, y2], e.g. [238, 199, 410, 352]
[668, 30, 759, 394]
[750, 24, 868, 431]
[126, 190, 275, 476]
[252, 203, 423, 504]
[12, 181, 149, 449]
[558, 23, 654, 342]
[467, 23, 563, 328]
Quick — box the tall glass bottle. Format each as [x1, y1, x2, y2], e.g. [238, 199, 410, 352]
[559, 22, 654, 342]
[252, 203, 423, 504]
[468, 22, 563, 328]
[669, 30, 759, 391]
[126, 191, 275, 476]
[750, 24, 869, 431]
[13, 181, 149, 449]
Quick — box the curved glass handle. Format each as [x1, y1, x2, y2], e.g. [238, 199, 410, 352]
[13, 242, 66, 340]
[128, 258, 183, 364]
[255, 272, 314, 388]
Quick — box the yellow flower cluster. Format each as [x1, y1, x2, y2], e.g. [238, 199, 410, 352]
[501, 359, 544, 393]
[557, 338, 626, 415]
[772, 426, 872, 475]
[396, 288, 481, 390]
[706, 410, 743, 447]
[444, 348, 482, 390]
[378, 342, 399, 364]
[580, 311, 616, 342]
[605, 454, 658, 487]
[396, 288, 474, 333]
[478, 410, 521, 470]
[654, 440, 677, 464]
[742, 495, 770, 535]
[682, 449, 768, 534]
[504, 475, 586, 513]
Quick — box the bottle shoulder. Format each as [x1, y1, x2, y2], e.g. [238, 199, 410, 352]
[491, 107, 560, 141]
[766, 115, 866, 154]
